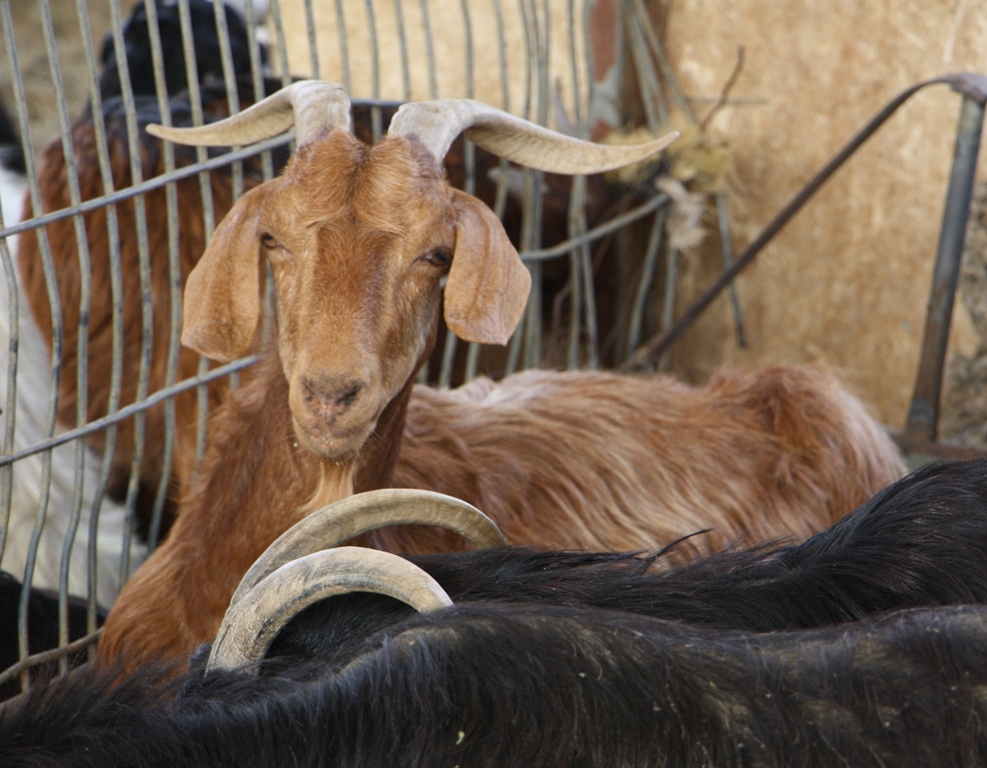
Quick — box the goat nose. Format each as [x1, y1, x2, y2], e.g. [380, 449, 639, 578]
[302, 376, 364, 415]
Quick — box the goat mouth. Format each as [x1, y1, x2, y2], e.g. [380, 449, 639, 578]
[291, 417, 376, 461]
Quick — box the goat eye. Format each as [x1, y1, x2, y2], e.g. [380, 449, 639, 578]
[425, 249, 452, 267]
[260, 233, 278, 249]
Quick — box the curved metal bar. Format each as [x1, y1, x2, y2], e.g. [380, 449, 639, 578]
[624, 73, 985, 370]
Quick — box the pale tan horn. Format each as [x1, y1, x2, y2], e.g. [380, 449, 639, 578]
[389, 99, 679, 174]
[146, 80, 351, 147]
[226, 489, 505, 614]
[207, 547, 453, 673]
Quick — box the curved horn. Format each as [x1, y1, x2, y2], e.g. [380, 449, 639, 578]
[207, 547, 453, 673]
[227, 489, 505, 613]
[389, 99, 678, 174]
[146, 80, 351, 147]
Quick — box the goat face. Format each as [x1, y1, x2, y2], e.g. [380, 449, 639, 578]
[182, 130, 530, 460]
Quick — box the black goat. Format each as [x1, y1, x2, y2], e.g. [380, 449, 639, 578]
[0, 572, 103, 701]
[99, 0, 261, 101]
[0, 95, 24, 178]
[268, 456, 987, 660]
[2, 604, 987, 766]
[3, 460, 987, 765]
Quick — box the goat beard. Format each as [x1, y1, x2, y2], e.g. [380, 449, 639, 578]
[299, 462, 357, 517]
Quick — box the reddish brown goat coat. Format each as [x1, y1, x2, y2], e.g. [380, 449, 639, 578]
[95, 102, 904, 674]
[98, 356, 904, 672]
[387, 365, 904, 559]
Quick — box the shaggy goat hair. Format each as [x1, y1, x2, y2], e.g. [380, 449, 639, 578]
[94, 82, 903, 673]
[5, 461, 987, 766]
[0, 572, 104, 701]
[5, 606, 987, 767]
[265, 457, 987, 657]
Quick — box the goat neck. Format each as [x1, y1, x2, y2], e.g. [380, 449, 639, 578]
[96, 349, 348, 672]
[97, 325, 421, 673]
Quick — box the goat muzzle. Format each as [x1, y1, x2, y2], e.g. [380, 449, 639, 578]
[289, 372, 383, 459]
[301, 375, 364, 420]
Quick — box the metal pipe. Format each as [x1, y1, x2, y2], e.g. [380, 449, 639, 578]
[623, 74, 987, 371]
[902, 94, 985, 444]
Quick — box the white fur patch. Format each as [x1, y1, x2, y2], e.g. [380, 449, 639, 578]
[0, 169, 144, 607]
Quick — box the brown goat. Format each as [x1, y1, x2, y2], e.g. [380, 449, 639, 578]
[96, 82, 904, 673]
[19, 86, 606, 539]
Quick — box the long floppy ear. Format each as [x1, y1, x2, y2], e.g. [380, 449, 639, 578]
[444, 189, 531, 345]
[182, 184, 269, 362]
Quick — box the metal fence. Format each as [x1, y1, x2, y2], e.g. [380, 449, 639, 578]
[0, 0, 699, 691]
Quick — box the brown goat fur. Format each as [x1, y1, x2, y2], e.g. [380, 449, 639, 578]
[17, 95, 249, 534]
[97, 118, 905, 673]
[387, 365, 906, 556]
[99, 356, 905, 673]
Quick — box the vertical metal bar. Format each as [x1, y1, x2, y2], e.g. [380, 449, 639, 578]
[107, 0, 155, 569]
[331, 0, 350, 93]
[304, 0, 320, 79]
[363, 0, 382, 141]
[437, 0, 478, 387]
[903, 94, 985, 443]
[211, 0, 244, 199]
[566, 0, 583, 126]
[459, 0, 475, 193]
[267, 0, 294, 88]
[0, 233, 16, 566]
[141, 0, 180, 554]
[0, 0, 20, 567]
[438, 328, 457, 388]
[38, 0, 94, 674]
[419, 0, 438, 99]
[578, 237, 597, 369]
[517, 0, 533, 120]
[716, 192, 746, 347]
[488, 0, 511, 239]
[242, 0, 275, 179]
[626, 208, 665, 352]
[174, 0, 217, 474]
[579, 0, 598, 368]
[624, 0, 664, 131]
[3, 1, 63, 692]
[68, 0, 127, 650]
[393, 0, 412, 101]
[564, 0, 585, 370]
[657, 246, 678, 372]
[565, 244, 582, 368]
[524, 0, 550, 370]
[464, 340, 480, 381]
[631, 0, 693, 121]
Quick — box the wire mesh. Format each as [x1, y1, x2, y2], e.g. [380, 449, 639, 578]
[0, 0, 694, 693]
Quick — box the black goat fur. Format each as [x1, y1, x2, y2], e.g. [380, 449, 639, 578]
[98, 0, 259, 101]
[0, 573, 103, 701]
[269, 456, 987, 659]
[3, 459, 987, 766]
